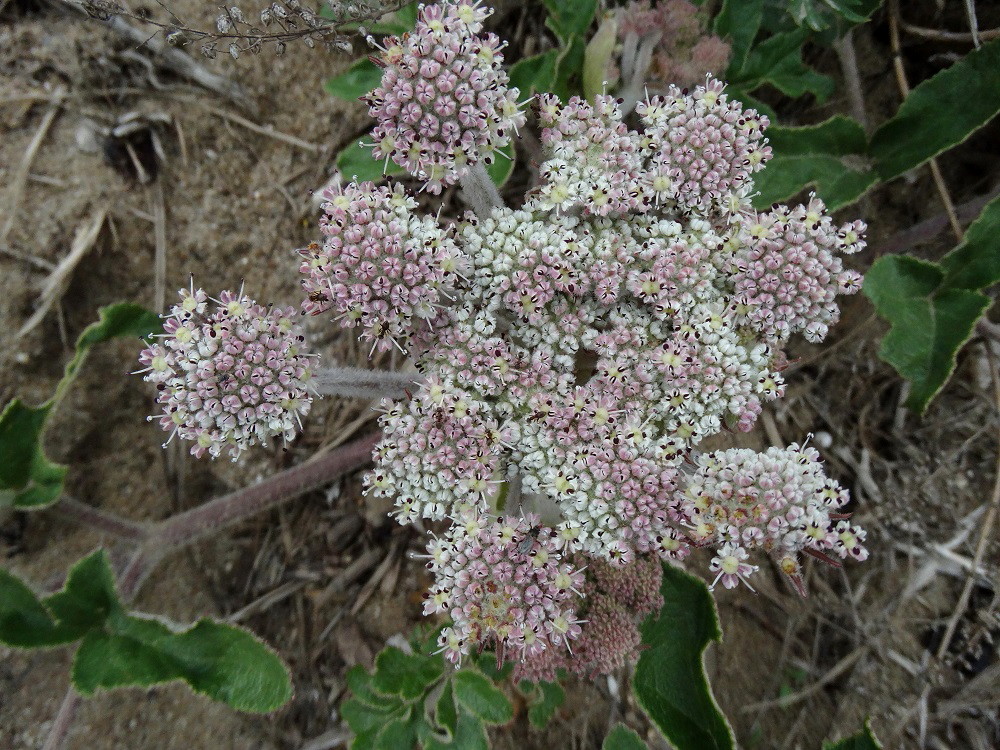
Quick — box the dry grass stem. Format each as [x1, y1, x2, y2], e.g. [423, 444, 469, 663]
[17, 206, 108, 339]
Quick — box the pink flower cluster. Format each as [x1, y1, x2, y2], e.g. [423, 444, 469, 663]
[618, 0, 731, 89]
[363, 0, 525, 193]
[731, 195, 866, 343]
[137, 286, 314, 459]
[423, 513, 585, 665]
[515, 555, 663, 682]
[297, 181, 464, 354]
[682, 442, 868, 593]
[638, 77, 772, 213]
[534, 95, 646, 216]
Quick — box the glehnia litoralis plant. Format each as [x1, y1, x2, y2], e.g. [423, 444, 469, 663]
[149, 0, 869, 742]
[0, 1, 879, 748]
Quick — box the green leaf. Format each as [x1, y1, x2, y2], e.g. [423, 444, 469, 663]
[715, 0, 763, 73]
[371, 712, 418, 750]
[509, 49, 561, 99]
[434, 680, 458, 737]
[542, 0, 598, 43]
[1, 302, 157, 509]
[0, 399, 63, 509]
[824, 719, 883, 749]
[486, 142, 515, 188]
[725, 86, 777, 122]
[751, 116, 876, 210]
[73, 615, 293, 713]
[59, 302, 162, 406]
[864, 255, 991, 413]
[603, 723, 648, 750]
[552, 35, 588, 101]
[472, 651, 514, 682]
[452, 669, 513, 725]
[0, 568, 77, 647]
[336, 138, 405, 183]
[870, 38, 1000, 181]
[520, 679, 565, 729]
[754, 155, 877, 210]
[372, 646, 444, 700]
[44, 549, 120, 635]
[68, 302, 161, 383]
[325, 59, 384, 101]
[424, 711, 489, 750]
[939, 195, 1000, 292]
[735, 28, 834, 101]
[633, 564, 734, 750]
[583, 12, 619, 101]
[342, 694, 407, 736]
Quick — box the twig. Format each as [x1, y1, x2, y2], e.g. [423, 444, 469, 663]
[56, 0, 254, 112]
[54, 495, 150, 542]
[41, 689, 82, 750]
[740, 646, 866, 712]
[888, 0, 963, 241]
[202, 104, 321, 152]
[899, 21, 1000, 44]
[934, 341, 1000, 661]
[875, 185, 1000, 256]
[963, 0, 982, 49]
[17, 207, 108, 338]
[1, 89, 66, 245]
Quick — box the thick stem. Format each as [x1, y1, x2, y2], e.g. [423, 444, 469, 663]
[618, 32, 660, 116]
[832, 30, 868, 132]
[459, 163, 504, 217]
[152, 432, 378, 550]
[54, 496, 149, 542]
[41, 689, 81, 750]
[313, 366, 422, 400]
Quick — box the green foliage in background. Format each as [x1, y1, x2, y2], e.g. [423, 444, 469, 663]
[864, 197, 1000, 413]
[342, 631, 513, 749]
[633, 564, 733, 750]
[0, 551, 292, 712]
[0, 302, 159, 510]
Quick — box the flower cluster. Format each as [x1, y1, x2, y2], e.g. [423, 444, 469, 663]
[365, 379, 514, 523]
[617, 0, 730, 89]
[682, 443, 868, 593]
[534, 95, 646, 217]
[132, 0, 872, 680]
[422, 514, 585, 665]
[297, 181, 465, 354]
[363, 0, 525, 193]
[137, 286, 314, 459]
[638, 78, 772, 214]
[332, 55, 866, 670]
[515, 554, 664, 682]
[730, 196, 866, 343]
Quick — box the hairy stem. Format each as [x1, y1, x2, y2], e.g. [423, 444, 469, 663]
[54, 496, 149, 542]
[314, 366, 422, 400]
[152, 432, 378, 551]
[459, 163, 503, 217]
[619, 32, 660, 116]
